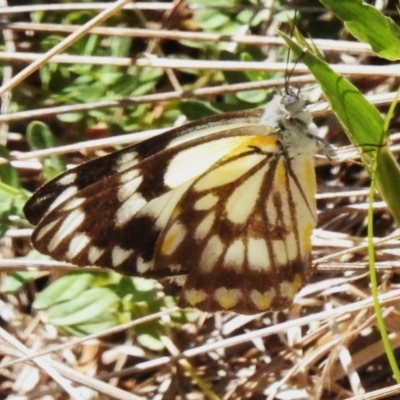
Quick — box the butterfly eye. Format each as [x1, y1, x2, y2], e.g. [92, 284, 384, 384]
[282, 92, 297, 107]
[281, 91, 306, 115]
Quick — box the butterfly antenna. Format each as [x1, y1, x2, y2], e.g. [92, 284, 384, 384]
[284, 4, 302, 94]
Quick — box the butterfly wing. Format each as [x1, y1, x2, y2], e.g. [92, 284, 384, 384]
[26, 92, 324, 314]
[29, 126, 275, 276]
[153, 136, 318, 314]
[24, 109, 263, 225]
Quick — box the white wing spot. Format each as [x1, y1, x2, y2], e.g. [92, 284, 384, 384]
[194, 212, 215, 242]
[61, 197, 85, 211]
[119, 168, 140, 183]
[66, 233, 90, 260]
[49, 186, 78, 211]
[57, 172, 77, 186]
[114, 152, 139, 173]
[194, 193, 219, 211]
[36, 219, 59, 241]
[284, 233, 298, 262]
[268, 162, 292, 230]
[247, 237, 270, 271]
[48, 210, 85, 252]
[199, 234, 224, 272]
[137, 256, 153, 274]
[117, 176, 143, 202]
[141, 180, 193, 229]
[223, 239, 245, 269]
[173, 275, 187, 287]
[88, 246, 104, 264]
[115, 193, 147, 227]
[272, 240, 289, 265]
[168, 264, 182, 273]
[291, 156, 317, 218]
[225, 164, 267, 225]
[112, 246, 133, 267]
[214, 287, 242, 309]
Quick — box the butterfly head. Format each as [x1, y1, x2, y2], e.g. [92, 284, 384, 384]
[281, 89, 306, 115]
[260, 88, 310, 127]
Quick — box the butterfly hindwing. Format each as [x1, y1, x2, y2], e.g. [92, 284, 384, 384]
[154, 136, 318, 314]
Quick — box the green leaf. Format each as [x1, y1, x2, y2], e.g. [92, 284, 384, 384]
[27, 121, 57, 150]
[74, 81, 107, 102]
[219, 51, 270, 105]
[0, 145, 21, 188]
[196, 9, 231, 31]
[0, 185, 30, 236]
[114, 276, 158, 306]
[83, 34, 100, 56]
[136, 329, 165, 351]
[110, 35, 132, 58]
[321, 0, 400, 60]
[47, 287, 120, 326]
[26, 122, 66, 179]
[33, 272, 96, 310]
[0, 272, 40, 294]
[236, 89, 268, 104]
[100, 71, 124, 86]
[181, 100, 222, 119]
[60, 318, 118, 336]
[57, 112, 85, 123]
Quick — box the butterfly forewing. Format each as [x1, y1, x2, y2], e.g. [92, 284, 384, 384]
[25, 91, 325, 314]
[30, 127, 275, 275]
[24, 109, 263, 226]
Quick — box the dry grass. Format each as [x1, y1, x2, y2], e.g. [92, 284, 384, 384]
[1, 1, 400, 399]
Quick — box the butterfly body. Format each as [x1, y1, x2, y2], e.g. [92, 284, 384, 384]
[24, 91, 327, 314]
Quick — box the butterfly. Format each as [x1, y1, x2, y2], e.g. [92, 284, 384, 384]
[24, 89, 331, 314]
